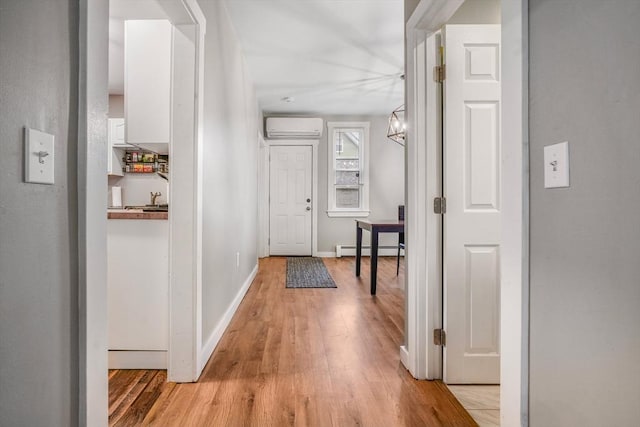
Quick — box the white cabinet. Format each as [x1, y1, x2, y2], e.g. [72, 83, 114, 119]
[108, 218, 169, 368]
[125, 20, 172, 153]
[109, 118, 127, 146]
[107, 118, 126, 176]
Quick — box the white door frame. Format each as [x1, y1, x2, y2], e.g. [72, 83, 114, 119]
[257, 133, 270, 258]
[403, 0, 529, 425]
[78, 0, 206, 424]
[265, 140, 319, 257]
[78, 1, 109, 424]
[168, 2, 208, 382]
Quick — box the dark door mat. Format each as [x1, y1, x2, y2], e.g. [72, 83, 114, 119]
[286, 257, 337, 288]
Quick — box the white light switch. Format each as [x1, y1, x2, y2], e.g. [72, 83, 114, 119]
[25, 128, 55, 185]
[544, 141, 570, 188]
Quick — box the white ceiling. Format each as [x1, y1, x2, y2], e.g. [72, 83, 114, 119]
[224, 0, 405, 115]
[109, 0, 405, 115]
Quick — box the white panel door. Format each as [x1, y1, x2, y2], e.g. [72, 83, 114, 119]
[443, 25, 501, 384]
[269, 145, 312, 256]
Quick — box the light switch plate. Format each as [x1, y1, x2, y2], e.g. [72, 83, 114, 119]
[25, 128, 55, 185]
[544, 141, 570, 188]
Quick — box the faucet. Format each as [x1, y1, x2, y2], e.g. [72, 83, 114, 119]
[150, 192, 161, 206]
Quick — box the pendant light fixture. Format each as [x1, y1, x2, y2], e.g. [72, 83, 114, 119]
[387, 104, 405, 145]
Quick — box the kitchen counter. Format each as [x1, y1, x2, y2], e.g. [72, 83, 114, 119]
[108, 209, 168, 220]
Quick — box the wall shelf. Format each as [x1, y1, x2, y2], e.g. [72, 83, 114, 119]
[122, 151, 169, 174]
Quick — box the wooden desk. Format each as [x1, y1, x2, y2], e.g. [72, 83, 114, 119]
[355, 219, 404, 295]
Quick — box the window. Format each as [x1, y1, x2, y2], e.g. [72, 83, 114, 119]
[327, 121, 370, 217]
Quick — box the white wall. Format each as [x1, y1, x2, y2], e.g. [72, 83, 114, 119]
[529, 0, 640, 425]
[0, 0, 80, 425]
[264, 114, 405, 253]
[316, 115, 405, 253]
[260, 114, 402, 253]
[198, 0, 260, 345]
[108, 174, 169, 206]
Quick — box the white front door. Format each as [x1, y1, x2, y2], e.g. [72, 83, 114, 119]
[443, 24, 501, 384]
[269, 145, 313, 256]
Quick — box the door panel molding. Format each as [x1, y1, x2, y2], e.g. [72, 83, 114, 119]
[443, 24, 501, 385]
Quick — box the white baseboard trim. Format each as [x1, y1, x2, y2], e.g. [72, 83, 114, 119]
[108, 350, 167, 369]
[400, 345, 410, 371]
[336, 244, 404, 258]
[198, 263, 258, 373]
[315, 251, 336, 258]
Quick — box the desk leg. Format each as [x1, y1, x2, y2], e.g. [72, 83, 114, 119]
[355, 225, 362, 276]
[371, 229, 379, 295]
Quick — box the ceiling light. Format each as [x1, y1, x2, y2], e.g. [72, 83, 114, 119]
[387, 105, 405, 146]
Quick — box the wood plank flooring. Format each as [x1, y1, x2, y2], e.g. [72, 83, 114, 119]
[109, 256, 477, 426]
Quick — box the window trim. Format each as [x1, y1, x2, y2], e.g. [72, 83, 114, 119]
[326, 121, 370, 217]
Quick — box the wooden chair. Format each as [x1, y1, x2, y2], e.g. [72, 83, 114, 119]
[397, 205, 405, 275]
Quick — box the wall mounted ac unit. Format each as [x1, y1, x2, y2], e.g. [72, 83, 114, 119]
[265, 117, 323, 139]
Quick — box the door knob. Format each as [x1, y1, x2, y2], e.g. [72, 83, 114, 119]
[306, 198, 311, 202]
[306, 206, 311, 211]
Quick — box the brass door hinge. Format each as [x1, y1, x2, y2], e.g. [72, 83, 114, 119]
[434, 65, 446, 82]
[434, 329, 446, 346]
[434, 197, 446, 214]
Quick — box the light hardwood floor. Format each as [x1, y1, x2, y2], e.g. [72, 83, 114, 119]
[109, 256, 477, 426]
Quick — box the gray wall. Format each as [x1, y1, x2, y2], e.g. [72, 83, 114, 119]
[108, 95, 124, 118]
[317, 115, 405, 252]
[404, 0, 420, 22]
[404, 0, 500, 24]
[529, 0, 640, 425]
[447, 0, 500, 24]
[0, 0, 79, 426]
[199, 0, 260, 342]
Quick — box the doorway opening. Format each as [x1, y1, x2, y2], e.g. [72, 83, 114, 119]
[404, 0, 528, 426]
[105, 0, 205, 379]
[438, 7, 502, 424]
[79, 0, 206, 423]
